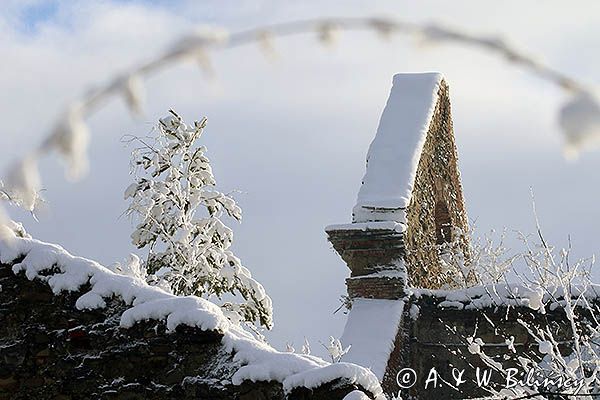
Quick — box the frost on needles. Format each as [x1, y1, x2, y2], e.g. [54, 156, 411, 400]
[124, 110, 273, 329]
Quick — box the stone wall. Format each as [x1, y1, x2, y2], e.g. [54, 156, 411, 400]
[0, 266, 371, 400]
[404, 80, 474, 290]
[381, 294, 576, 399]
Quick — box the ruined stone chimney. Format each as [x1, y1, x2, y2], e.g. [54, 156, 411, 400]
[326, 72, 472, 297]
[327, 72, 473, 392]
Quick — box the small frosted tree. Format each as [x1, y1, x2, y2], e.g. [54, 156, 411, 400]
[124, 110, 273, 329]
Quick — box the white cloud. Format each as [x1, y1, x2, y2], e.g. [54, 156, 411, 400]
[2, 0, 600, 354]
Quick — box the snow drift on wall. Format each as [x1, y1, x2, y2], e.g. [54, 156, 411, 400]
[353, 72, 442, 224]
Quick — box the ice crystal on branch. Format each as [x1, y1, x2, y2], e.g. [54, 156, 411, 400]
[125, 110, 273, 329]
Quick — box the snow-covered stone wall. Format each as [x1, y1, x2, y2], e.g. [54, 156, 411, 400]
[0, 266, 380, 400]
[0, 225, 384, 400]
[378, 288, 593, 399]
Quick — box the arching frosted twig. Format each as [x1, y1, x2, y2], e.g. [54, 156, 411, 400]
[2, 16, 599, 220]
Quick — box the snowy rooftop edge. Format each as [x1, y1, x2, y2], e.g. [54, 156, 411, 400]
[0, 223, 385, 399]
[353, 72, 444, 223]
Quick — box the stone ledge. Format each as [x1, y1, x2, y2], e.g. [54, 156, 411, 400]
[327, 228, 405, 277]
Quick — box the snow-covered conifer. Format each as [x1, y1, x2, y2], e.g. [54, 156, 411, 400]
[124, 110, 273, 328]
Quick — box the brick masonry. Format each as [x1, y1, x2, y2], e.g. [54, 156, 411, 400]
[345, 277, 405, 300]
[326, 228, 405, 278]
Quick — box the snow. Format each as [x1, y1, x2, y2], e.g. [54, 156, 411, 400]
[353, 72, 443, 223]
[408, 304, 420, 319]
[467, 337, 484, 355]
[341, 298, 405, 380]
[410, 283, 600, 312]
[559, 90, 600, 159]
[538, 340, 553, 355]
[48, 105, 90, 180]
[438, 300, 465, 310]
[346, 265, 406, 281]
[326, 221, 406, 233]
[0, 226, 384, 399]
[282, 363, 382, 395]
[5, 234, 230, 333]
[343, 390, 371, 400]
[121, 296, 228, 332]
[505, 336, 516, 353]
[3, 156, 42, 212]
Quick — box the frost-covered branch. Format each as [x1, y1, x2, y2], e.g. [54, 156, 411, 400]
[2, 16, 599, 222]
[320, 336, 352, 363]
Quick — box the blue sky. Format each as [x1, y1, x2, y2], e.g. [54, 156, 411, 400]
[10, 0, 222, 34]
[19, 2, 58, 32]
[2, 0, 600, 356]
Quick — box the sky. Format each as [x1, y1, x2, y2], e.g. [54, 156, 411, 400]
[1, 0, 600, 357]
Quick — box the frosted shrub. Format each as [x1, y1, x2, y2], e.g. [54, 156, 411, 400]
[321, 336, 351, 363]
[431, 195, 600, 398]
[436, 227, 517, 288]
[460, 225, 600, 397]
[124, 110, 273, 329]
